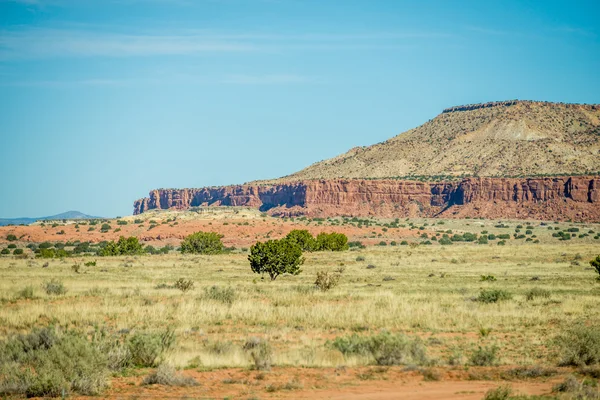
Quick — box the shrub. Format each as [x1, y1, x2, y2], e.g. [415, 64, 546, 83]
[84, 260, 96, 267]
[127, 329, 176, 367]
[314, 270, 342, 291]
[243, 337, 272, 370]
[285, 229, 317, 251]
[142, 364, 198, 386]
[525, 288, 551, 301]
[470, 345, 499, 366]
[248, 239, 304, 280]
[480, 275, 496, 282]
[0, 326, 109, 397]
[99, 236, 144, 256]
[477, 289, 512, 303]
[12, 248, 23, 255]
[554, 323, 600, 366]
[100, 223, 111, 232]
[315, 232, 349, 251]
[204, 286, 236, 305]
[174, 278, 194, 293]
[439, 237, 453, 245]
[6, 234, 17, 241]
[483, 385, 512, 400]
[0, 248, 9, 255]
[180, 231, 224, 255]
[43, 279, 66, 295]
[7, 243, 16, 249]
[330, 332, 428, 366]
[590, 255, 600, 279]
[16, 285, 35, 300]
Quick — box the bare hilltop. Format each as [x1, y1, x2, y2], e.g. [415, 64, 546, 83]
[263, 100, 600, 182]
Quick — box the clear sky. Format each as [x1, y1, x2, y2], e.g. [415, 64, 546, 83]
[1, 0, 599, 218]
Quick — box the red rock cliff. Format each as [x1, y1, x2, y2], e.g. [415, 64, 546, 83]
[133, 176, 600, 222]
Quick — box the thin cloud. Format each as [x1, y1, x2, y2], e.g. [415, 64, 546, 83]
[0, 26, 452, 59]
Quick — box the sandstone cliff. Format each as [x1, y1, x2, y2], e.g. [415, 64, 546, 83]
[134, 176, 600, 222]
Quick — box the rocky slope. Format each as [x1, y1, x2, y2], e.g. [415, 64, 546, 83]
[134, 176, 600, 222]
[262, 101, 600, 182]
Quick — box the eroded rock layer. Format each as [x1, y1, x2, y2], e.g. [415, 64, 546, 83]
[134, 176, 600, 222]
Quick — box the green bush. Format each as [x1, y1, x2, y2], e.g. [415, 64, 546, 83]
[13, 248, 23, 255]
[285, 229, 317, 251]
[0, 248, 9, 255]
[99, 236, 144, 256]
[248, 239, 304, 280]
[315, 232, 349, 251]
[330, 332, 428, 366]
[554, 323, 600, 366]
[16, 286, 35, 300]
[173, 278, 194, 293]
[142, 363, 198, 386]
[127, 329, 176, 368]
[203, 286, 236, 305]
[7, 243, 16, 249]
[243, 337, 273, 370]
[470, 345, 499, 366]
[525, 288, 551, 301]
[6, 234, 17, 241]
[43, 279, 66, 295]
[0, 326, 109, 397]
[590, 255, 600, 279]
[314, 270, 343, 291]
[482, 385, 512, 400]
[180, 231, 224, 255]
[477, 289, 512, 303]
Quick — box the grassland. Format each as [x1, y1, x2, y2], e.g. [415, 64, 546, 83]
[0, 216, 599, 399]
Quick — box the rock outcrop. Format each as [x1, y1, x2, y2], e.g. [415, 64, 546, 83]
[134, 176, 600, 222]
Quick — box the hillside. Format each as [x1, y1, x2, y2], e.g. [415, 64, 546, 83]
[264, 100, 600, 182]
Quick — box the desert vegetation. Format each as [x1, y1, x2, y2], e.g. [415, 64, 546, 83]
[0, 215, 599, 398]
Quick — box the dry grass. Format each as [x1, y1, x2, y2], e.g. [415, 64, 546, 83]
[0, 218, 598, 373]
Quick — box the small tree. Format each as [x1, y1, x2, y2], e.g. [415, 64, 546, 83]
[591, 255, 600, 280]
[286, 229, 317, 251]
[316, 232, 349, 251]
[180, 231, 224, 255]
[248, 239, 303, 281]
[99, 236, 144, 256]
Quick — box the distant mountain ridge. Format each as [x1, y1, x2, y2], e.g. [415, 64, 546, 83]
[0, 211, 101, 226]
[257, 100, 600, 183]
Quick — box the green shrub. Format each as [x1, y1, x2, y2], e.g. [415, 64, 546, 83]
[285, 229, 317, 251]
[12, 248, 23, 255]
[330, 332, 428, 366]
[590, 255, 600, 279]
[7, 243, 16, 249]
[174, 278, 194, 293]
[525, 288, 551, 301]
[127, 329, 176, 367]
[99, 236, 144, 256]
[0, 248, 9, 255]
[315, 232, 349, 251]
[483, 385, 512, 400]
[180, 231, 224, 255]
[314, 270, 343, 291]
[16, 285, 35, 300]
[480, 275, 496, 282]
[477, 289, 512, 303]
[6, 234, 17, 241]
[142, 364, 199, 386]
[243, 337, 272, 370]
[248, 239, 304, 280]
[43, 279, 66, 295]
[0, 326, 109, 397]
[554, 323, 600, 366]
[203, 286, 236, 305]
[470, 345, 499, 366]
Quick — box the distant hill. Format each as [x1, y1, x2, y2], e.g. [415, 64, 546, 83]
[0, 211, 101, 226]
[259, 100, 600, 183]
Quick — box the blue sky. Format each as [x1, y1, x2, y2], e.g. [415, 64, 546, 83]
[1, 0, 599, 218]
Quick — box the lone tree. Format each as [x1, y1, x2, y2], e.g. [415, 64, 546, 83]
[99, 236, 144, 256]
[591, 255, 600, 280]
[248, 239, 304, 281]
[286, 229, 317, 252]
[180, 231, 224, 255]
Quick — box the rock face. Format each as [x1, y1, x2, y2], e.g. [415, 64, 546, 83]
[134, 176, 600, 222]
